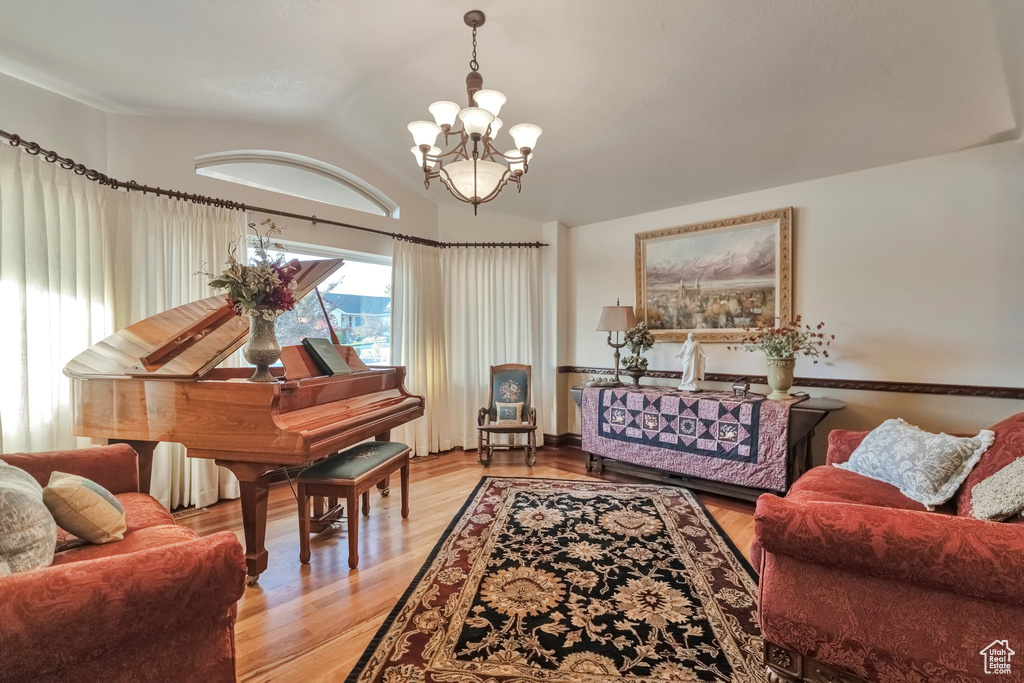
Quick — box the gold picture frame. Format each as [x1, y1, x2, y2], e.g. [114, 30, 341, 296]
[634, 207, 792, 343]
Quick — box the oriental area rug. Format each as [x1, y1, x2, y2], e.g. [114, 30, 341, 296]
[347, 477, 762, 682]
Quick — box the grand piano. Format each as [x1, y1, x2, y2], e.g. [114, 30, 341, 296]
[64, 258, 424, 582]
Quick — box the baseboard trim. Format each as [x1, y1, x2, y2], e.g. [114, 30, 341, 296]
[557, 366, 1024, 400]
[543, 433, 582, 448]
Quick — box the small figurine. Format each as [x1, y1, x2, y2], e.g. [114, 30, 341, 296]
[676, 333, 707, 392]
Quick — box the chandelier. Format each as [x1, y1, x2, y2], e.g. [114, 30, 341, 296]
[407, 10, 542, 215]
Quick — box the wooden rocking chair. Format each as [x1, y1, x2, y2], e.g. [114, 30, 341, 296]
[476, 363, 537, 466]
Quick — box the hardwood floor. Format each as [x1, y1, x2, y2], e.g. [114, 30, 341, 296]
[179, 446, 756, 682]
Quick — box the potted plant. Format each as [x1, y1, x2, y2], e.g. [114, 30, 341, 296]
[729, 316, 834, 399]
[205, 220, 300, 382]
[621, 322, 655, 386]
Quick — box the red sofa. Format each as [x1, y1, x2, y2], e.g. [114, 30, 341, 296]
[754, 423, 1024, 683]
[0, 445, 246, 683]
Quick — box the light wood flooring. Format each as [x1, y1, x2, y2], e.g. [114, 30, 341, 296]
[179, 446, 756, 682]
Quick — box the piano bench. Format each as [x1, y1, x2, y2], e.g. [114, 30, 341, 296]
[296, 441, 411, 569]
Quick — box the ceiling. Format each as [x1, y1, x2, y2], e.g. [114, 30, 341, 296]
[0, 0, 1022, 227]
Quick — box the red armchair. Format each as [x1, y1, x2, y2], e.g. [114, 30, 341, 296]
[754, 429, 1024, 683]
[0, 445, 246, 683]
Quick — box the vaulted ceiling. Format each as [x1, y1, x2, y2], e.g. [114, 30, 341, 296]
[0, 0, 1021, 226]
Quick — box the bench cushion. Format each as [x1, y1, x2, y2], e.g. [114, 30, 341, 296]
[299, 442, 409, 482]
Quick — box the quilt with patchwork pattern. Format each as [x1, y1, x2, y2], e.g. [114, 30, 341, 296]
[583, 386, 800, 491]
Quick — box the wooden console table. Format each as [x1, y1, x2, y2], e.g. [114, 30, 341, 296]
[570, 386, 844, 501]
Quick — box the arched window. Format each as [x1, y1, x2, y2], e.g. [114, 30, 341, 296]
[195, 150, 399, 218]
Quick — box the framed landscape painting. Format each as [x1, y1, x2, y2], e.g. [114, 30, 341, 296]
[634, 207, 792, 343]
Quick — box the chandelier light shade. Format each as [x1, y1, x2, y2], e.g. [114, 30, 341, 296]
[410, 145, 441, 169]
[408, 10, 542, 214]
[472, 89, 507, 117]
[509, 123, 543, 152]
[428, 101, 461, 128]
[505, 149, 532, 174]
[458, 107, 494, 137]
[407, 120, 441, 148]
[439, 159, 508, 202]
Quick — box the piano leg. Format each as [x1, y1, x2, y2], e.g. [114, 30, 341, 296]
[218, 461, 273, 585]
[108, 439, 157, 495]
[376, 430, 392, 496]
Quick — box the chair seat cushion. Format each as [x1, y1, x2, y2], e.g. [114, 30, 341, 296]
[478, 423, 536, 432]
[51, 524, 198, 566]
[787, 466, 941, 513]
[299, 442, 409, 482]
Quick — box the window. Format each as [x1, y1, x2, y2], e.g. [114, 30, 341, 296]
[249, 244, 392, 366]
[197, 151, 399, 218]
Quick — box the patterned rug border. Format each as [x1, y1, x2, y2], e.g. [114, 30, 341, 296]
[344, 476, 757, 682]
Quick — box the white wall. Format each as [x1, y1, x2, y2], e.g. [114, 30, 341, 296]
[567, 139, 1024, 450]
[0, 71, 107, 168]
[437, 205, 544, 243]
[106, 114, 439, 257]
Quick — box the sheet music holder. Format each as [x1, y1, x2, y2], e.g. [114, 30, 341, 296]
[302, 337, 353, 376]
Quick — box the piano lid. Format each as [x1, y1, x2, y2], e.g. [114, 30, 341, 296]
[64, 258, 344, 381]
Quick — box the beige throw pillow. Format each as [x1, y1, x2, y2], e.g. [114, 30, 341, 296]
[0, 459, 57, 575]
[43, 472, 126, 544]
[495, 402, 523, 424]
[971, 456, 1024, 521]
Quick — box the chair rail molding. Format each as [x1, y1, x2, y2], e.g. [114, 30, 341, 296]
[557, 367, 1024, 400]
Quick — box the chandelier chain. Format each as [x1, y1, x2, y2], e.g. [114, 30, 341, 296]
[470, 25, 479, 72]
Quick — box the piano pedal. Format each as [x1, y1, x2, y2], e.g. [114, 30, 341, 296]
[309, 501, 346, 534]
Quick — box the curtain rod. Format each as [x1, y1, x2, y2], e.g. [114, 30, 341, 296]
[0, 128, 548, 250]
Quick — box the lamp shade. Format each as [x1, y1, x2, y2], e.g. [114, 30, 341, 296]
[504, 149, 533, 174]
[509, 123, 542, 151]
[439, 159, 509, 201]
[488, 117, 503, 138]
[458, 107, 495, 137]
[428, 100, 461, 128]
[596, 305, 637, 332]
[410, 145, 441, 169]
[408, 120, 441, 147]
[473, 89, 507, 117]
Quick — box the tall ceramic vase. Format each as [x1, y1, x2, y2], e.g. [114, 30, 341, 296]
[244, 309, 281, 382]
[766, 356, 795, 400]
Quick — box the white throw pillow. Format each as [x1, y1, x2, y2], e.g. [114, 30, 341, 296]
[0, 459, 57, 574]
[836, 418, 994, 509]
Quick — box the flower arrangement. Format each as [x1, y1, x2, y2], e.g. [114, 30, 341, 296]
[728, 316, 834, 363]
[205, 219, 300, 321]
[622, 322, 655, 371]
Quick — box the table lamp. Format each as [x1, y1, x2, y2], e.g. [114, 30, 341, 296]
[596, 299, 637, 386]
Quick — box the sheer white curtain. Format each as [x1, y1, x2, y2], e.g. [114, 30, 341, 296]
[442, 247, 544, 449]
[0, 143, 244, 509]
[391, 240, 454, 456]
[115, 193, 245, 509]
[0, 143, 117, 453]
